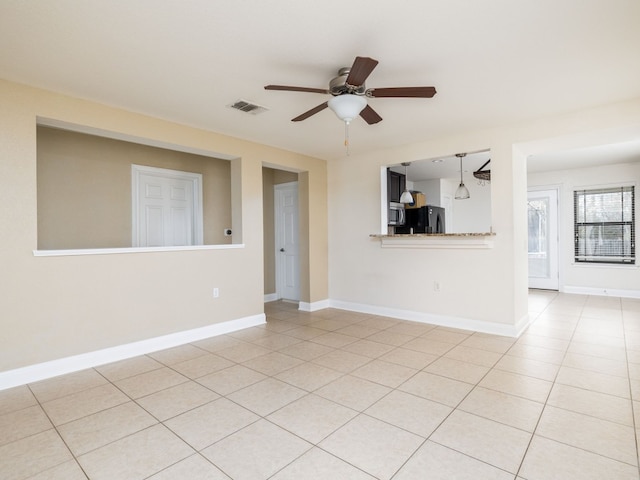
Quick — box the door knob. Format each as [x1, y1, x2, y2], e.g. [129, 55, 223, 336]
[279, 248, 285, 252]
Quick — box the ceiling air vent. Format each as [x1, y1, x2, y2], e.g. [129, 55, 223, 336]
[227, 99, 269, 115]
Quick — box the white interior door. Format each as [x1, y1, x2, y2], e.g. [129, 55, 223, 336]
[275, 182, 300, 301]
[132, 165, 203, 247]
[528, 188, 559, 290]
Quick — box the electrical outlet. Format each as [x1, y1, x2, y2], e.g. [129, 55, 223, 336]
[213, 287, 219, 298]
[433, 281, 441, 292]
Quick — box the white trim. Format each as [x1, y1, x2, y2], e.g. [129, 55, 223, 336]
[514, 313, 534, 337]
[380, 166, 389, 233]
[373, 234, 495, 249]
[33, 244, 245, 257]
[527, 184, 563, 193]
[570, 262, 638, 270]
[264, 293, 279, 303]
[328, 299, 524, 338]
[299, 299, 330, 312]
[0, 314, 265, 391]
[562, 285, 640, 299]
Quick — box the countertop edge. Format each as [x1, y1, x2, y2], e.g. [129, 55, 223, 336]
[369, 232, 496, 238]
[370, 232, 496, 249]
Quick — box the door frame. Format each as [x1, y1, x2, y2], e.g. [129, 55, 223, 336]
[527, 185, 561, 290]
[274, 181, 300, 301]
[131, 164, 203, 247]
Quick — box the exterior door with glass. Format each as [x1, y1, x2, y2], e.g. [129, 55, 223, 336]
[528, 189, 559, 290]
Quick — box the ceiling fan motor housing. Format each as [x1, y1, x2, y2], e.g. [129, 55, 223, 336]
[329, 68, 366, 96]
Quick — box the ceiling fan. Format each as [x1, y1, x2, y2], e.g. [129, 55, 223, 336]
[264, 56, 437, 125]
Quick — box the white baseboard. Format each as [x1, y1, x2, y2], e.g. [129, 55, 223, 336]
[0, 314, 265, 391]
[562, 286, 640, 299]
[264, 293, 279, 303]
[514, 313, 533, 337]
[329, 299, 523, 338]
[299, 299, 330, 312]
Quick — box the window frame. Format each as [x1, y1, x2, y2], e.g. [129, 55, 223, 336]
[573, 185, 635, 265]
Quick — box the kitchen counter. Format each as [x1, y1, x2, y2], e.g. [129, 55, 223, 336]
[370, 232, 496, 248]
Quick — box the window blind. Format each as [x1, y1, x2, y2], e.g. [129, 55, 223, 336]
[574, 186, 635, 264]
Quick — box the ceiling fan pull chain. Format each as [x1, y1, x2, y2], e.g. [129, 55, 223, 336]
[344, 121, 350, 156]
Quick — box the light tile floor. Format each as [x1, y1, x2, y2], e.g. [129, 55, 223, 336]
[2, 291, 640, 479]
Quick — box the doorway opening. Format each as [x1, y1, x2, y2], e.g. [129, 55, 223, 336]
[527, 188, 559, 290]
[262, 166, 300, 303]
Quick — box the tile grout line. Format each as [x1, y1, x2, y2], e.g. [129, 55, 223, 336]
[512, 291, 581, 479]
[7, 297, 638, 479]
[510, 294, 640, 477]
[269, 307, 538, 478]
[25, 382, 92, 479]
[256, 310, 460, 479]
[106, 355, 268, 478]
[620, 300, 640, 478]
[386, 331, 524, 478]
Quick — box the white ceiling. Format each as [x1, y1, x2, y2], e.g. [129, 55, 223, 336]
[527, 139, 640, 173]
[392, 138, 640, 183]
[389, 150, 491, 182]
[1, 0, 640, 166]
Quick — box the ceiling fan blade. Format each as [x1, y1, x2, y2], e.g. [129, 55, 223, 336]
[265, 85, 329, 94]
[367, 86, 437, 98]
[360, 105, 383, 125]
[346, 56, 379, 87]
[291, 101, 328, 122]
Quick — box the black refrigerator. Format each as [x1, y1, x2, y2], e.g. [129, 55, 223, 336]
[395, 205, 445, 234]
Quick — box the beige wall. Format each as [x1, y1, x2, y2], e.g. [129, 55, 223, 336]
[5, 72, 637, 376]
[328, 98, 640, 332]
[37, 126, 232, 249]
[262, 167, 298, 295]
[0, 78, 328, 372]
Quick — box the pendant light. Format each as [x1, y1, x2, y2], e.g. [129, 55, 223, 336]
[399, 162, 414, 204]
[454, 153, 470, 200]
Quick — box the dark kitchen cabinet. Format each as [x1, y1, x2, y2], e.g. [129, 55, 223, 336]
[387, 169, 406, 203]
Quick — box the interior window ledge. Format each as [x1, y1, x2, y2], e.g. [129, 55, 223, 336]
[571, 262, 637, 269]
[370, 233, 495, 249]
[33, 244, 245, 257]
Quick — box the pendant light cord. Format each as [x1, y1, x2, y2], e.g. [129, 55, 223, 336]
[454, 152, 470, 200]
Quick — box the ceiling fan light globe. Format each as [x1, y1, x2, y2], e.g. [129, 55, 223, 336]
[327, 94, 367, 123]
